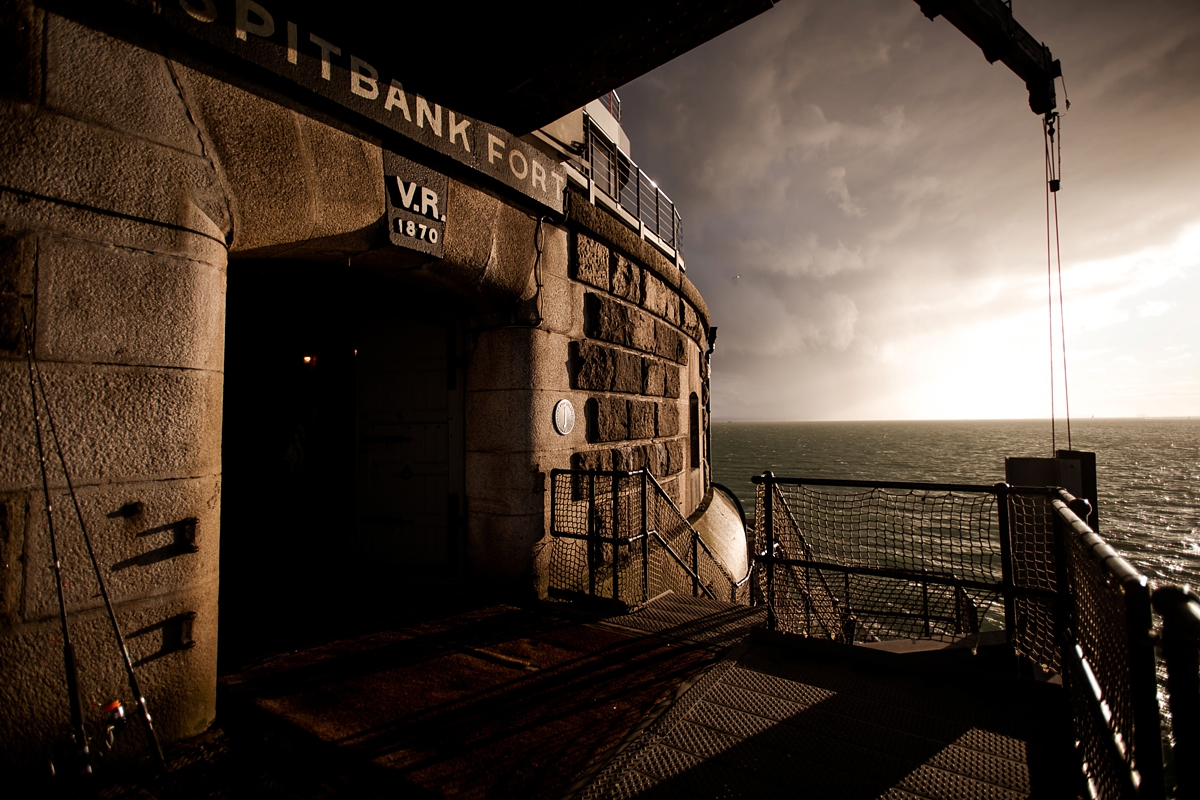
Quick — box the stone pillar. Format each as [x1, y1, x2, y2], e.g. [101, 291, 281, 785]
[463, 218, 575, 593]
[0, 7, 229, 767]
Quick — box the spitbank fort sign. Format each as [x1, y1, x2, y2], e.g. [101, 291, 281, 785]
[45, 0, 567, 215]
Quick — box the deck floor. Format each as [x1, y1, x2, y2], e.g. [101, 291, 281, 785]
[93, 594, 1078, 798]
[574, 624, 1079, 799]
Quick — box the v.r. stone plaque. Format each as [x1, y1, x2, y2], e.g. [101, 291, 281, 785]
[384, 150, 447, 257]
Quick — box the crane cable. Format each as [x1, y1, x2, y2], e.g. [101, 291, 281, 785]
[1043, 105, 1071, 453]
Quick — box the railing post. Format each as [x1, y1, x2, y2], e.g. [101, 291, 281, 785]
[805, 562, 812, 637]
[764, 471, 776, 631]
[1051, 495, 1073, 682]
[641, 470, 649, 604]
[995, 483, 1017, 644]
[1155, 586, 1200, 798]
[921, 573, 931, 638]
[549, 470, 557, 536]
[612, 472, 621, 604]
[1124, 577, 1166, 799]
[636, 169, 641, 227]
[588, 470, 597, 598]
[692, 527, 699, 598]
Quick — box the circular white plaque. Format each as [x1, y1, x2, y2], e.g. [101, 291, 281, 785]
[553, 399, 575, 435]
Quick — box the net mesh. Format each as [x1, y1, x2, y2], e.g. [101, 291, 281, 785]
[1009, 493, 1062, 672]
[756, 480, 1003, 641]
[548, 471, 745, 606]
[1063, 517, 1140, 800]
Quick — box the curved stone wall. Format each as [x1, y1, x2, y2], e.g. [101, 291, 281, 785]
[0, 6, 228, 767]
[0, 4, 715, 770]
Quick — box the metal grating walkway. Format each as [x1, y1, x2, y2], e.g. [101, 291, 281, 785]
[596, 593, 768, 647]
[573, 630, 1079, 799]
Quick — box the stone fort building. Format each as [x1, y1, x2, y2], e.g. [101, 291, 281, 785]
[0, 0, 773, 771]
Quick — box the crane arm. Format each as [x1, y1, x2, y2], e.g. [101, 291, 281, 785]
[916, 0, 1061, 115]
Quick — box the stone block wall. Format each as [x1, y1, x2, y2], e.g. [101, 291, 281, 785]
[0, 6, 228, 769]
[567, 228, 708, 507]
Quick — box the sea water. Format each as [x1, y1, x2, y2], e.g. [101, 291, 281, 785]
[711, 418, 1200, 587]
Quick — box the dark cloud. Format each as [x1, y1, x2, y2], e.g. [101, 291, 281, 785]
[619, 0, 1200, 420]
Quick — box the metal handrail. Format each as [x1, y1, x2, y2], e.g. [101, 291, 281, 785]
[598, 89, 621, 122]
[755, 472, 1011, 638]
[645, 528, 716, 602]
[583, 118, 684, 257]
[1153, 585, 1200, 798]
[754, 472, 1168, 797]
[644, 470, 750, 602]
[1051, 491, 1165, 800]
[549, 468, 747, 605]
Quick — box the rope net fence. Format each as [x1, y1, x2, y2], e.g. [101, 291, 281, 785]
[1009, 493, 1062, 672]
[548, 470, 747, 607]
[549, 468, 1166, 796]
[755, 478, 1004, 642]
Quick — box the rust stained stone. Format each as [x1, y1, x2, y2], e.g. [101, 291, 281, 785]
[577, 341, 646, 395]
[572, 449, 612, 472]
[576, 341, 613, 392]
[657, 401, 680, 438]
[586, 293, 678, 361]
[629, 399, 656, 440]
[664, 364, 681, 399]
[654, 321, 687, 364]
[593, 395, 628, 443]
[681, 300, 705, 344]
[643, 359, 666, 397]
[631, 310, 657, 354]
[641, 272, 679, 326]
[665, 439, 685, 474]
[611, 253, 641, 304]
[613, 349, 643, 395]
[574, 233, 610, 291]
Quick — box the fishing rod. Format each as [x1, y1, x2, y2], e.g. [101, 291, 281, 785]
[21, 312, 168, 772]
[21, 311, 92, 783]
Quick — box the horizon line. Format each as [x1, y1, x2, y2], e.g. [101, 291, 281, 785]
[712, 415, 1198, 424]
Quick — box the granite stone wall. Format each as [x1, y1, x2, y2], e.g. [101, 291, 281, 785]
[0, 5, 227, 768]
[0, 4, 716, 770]
[566, 225, 709, 507]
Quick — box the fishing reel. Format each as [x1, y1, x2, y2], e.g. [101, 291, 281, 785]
[47, 699, 127, 773]
[102, 699, 127, 751]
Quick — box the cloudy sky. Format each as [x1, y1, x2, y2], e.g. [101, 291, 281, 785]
[618, 0, 1200, 421]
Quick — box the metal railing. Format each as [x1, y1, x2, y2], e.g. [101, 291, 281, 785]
[1153, 586, 1200, 799]
[598, 90, 621, 122]
[1053, 492, 1164, 800]
[752, 472, 1167, 799]
[548, 469, 750, 608]
[584, 118, 683, 256]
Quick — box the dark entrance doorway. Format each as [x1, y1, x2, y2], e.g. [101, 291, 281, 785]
[218, 261, 464, 671]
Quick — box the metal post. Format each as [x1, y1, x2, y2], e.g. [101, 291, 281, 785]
[636, 168, 641, 226]
[922, 575, 931, 638]
[612, 472, 621, 604]
[588, 470, 596, 598]
[1155, 586, 1200, 798]
[1124, 577, 1166, 799]
[692, 528, 699, 597]
[1051, 502, 1073, 682]
[641, 471, 649, 603]
[764, 472, 776, 631]
[995, 483, 1018, 644]
[805, 564, 812, 637]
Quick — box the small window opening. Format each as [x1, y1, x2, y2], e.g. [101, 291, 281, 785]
[689, 393, 700, 469]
